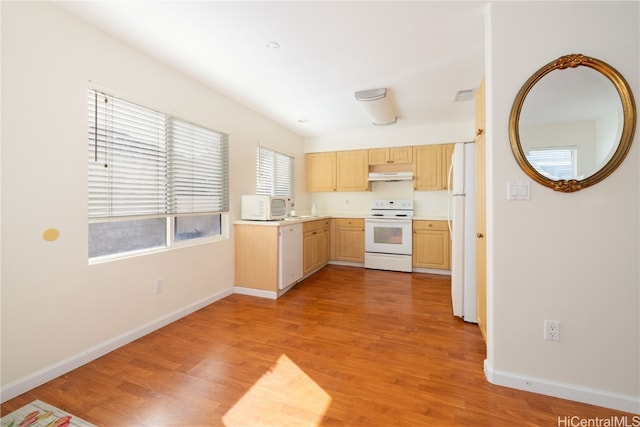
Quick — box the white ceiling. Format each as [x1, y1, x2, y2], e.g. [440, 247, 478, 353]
[54, 1, 487, 139]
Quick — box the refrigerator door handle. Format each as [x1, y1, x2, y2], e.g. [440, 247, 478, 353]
[447, 152, 454, 237]
[447, 199, 452, 237]
[447, 152, 454, 197]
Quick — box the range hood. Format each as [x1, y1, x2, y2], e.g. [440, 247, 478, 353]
[368, 171, 413, 182]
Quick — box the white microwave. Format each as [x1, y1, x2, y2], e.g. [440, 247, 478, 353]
[241, 195, 291, 221]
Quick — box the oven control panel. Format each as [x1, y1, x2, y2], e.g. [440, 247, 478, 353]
[370, 199, 413, 210]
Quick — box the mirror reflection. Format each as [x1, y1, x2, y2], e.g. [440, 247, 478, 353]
[519, 66, 623, 181]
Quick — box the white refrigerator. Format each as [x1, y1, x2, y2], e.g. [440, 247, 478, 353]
[448, 142, 477, 323]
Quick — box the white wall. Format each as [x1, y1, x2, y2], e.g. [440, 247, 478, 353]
[486, 1, 639, 413]
[304, 121, 475, 153]
[0, 1, 304, 398]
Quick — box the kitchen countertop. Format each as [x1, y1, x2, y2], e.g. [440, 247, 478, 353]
[412, 215, 449, 221]
[234, 215, 332, 226]
[234, 213, 449, 226]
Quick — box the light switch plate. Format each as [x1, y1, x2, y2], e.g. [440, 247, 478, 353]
[507, 181, 531, 200]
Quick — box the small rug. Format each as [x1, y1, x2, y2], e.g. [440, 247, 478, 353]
[1, 400, 95, 427]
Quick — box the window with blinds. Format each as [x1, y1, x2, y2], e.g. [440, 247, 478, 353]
[88, 89, 229, 259]
[526, 147, 577, 180]
[256, 146, 294, 201]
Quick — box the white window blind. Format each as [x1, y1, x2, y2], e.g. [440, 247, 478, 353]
[88, 90, 228, 220]
[526, 147, 577, 179]
[169, 118, 229, 214]
[256, 146, 294, 199]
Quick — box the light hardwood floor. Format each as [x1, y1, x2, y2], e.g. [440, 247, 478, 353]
[1, 265, 634, 426]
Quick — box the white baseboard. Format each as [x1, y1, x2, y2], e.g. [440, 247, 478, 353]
[412, 267, 451, 275]
[0, 288, 234, 403]
[484, 359, 640, 414]
[233, 286, 277, 299]
[328, 261, 451, 276]
[327, 260, 364, 268]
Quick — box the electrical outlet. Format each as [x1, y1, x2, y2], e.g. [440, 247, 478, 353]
[154, 279, 164, 294]
[544, 320, 560, 341]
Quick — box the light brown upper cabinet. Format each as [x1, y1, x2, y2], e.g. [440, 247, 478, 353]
[413, 145, 444, 191]
[368, 146, 413, 165]
[336, 150, 369, 191]
[308, 145, 453, 192]
[441, 143, 455, 191]
[306, 152, 336, 192]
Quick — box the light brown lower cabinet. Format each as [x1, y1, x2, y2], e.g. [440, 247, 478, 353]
[332, 218, 365, 263]
[412, 220, 451, 270]
[234, 224, 279, 291]
[303, 219, 330, 276]
[235, 218, 450, 294]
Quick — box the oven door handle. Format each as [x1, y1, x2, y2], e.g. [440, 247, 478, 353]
[365, 219, 412, 225]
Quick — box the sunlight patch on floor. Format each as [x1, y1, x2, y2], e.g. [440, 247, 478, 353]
[222, 354, 332, 427]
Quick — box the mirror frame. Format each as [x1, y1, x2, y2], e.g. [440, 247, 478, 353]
[509, 54, 637, 192]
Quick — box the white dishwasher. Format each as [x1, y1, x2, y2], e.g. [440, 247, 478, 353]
[279, 223, 303, 290]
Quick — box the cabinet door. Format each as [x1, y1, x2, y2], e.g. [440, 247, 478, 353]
[475, 78, 487, 342]
[413, 145, 443, 191]
[368, 148, 389, 165]
[334, 219, 365, 262]
[413, 229, 450, 269]
[390, 146, 412, 164]
[316, 227, 330, 267]
[337, 150, 369, 191]
[306, 152, 336, 192]
[441, 143, 455, 191]
[303, 220, 330, 275]
[475, 77, 486, 136]
[412, 220, 450, 269]
[302, 230, 315, 275]
[369, 147, 413, 165]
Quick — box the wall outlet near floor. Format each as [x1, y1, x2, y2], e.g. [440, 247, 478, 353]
[544, 320, 560, 341]
[154, 279, 164, 294]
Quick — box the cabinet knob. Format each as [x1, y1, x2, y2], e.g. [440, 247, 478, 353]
[476, 128, 484, 136]
[476, 233, 484, 238]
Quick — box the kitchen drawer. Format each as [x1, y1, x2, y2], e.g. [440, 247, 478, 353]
[303, 219, 330, 233]
[413, 220, 449, 231]
[334, 218, 364, 228]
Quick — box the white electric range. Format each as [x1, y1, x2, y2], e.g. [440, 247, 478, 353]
[364, 200, 413, 272]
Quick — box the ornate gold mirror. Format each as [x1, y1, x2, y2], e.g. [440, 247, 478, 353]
[509, 54, 636, 192]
